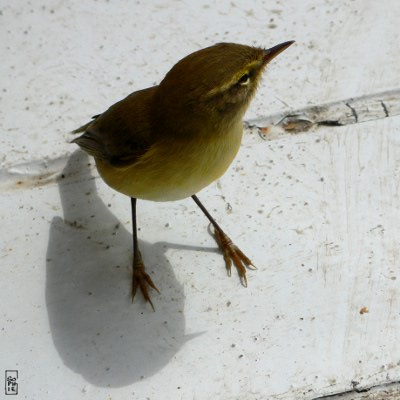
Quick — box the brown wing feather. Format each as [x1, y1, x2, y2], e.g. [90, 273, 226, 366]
[72, 86, 158, 167]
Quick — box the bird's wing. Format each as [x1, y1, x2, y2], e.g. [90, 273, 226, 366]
[72, 86, 157, 167]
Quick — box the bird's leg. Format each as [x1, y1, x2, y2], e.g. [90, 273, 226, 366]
[191, 194, 256, 287]
[131, 197, 160, 310]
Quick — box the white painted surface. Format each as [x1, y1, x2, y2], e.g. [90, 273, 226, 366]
[1, 0, 399, 166]
[1, 1, 400, 399]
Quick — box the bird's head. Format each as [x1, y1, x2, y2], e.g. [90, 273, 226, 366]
[156, 41, 294, 134]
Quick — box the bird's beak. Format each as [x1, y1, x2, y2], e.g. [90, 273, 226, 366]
[263, 40, 295, 63]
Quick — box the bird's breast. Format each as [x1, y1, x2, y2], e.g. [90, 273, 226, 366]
[96, 123, 243, 201]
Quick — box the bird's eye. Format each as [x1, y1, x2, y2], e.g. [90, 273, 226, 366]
[238, 73, 250, 86]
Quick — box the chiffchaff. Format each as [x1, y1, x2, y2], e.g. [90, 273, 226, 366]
[73, 40, 294, 310]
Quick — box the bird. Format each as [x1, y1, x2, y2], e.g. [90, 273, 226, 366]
[72, 40, 294, 310]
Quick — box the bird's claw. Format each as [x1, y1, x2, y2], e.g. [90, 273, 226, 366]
[132, 251, 160, 311]
[213, 228, 256, 287]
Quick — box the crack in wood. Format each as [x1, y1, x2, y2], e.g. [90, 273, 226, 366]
[317, 120, 343, 127]
[345, 102, 359, 123]
[0, 153, 97, 191]
[311, 380, 400, 400]
[381, 100, 389, 117]
[246, 88, 400, 137]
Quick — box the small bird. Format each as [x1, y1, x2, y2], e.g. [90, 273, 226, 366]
[72, 40, 294, 309]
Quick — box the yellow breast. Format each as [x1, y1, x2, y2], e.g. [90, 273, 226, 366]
[96, 123, 243, 201]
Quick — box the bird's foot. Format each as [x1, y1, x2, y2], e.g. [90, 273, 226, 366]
[132, 251, 160, 311]
[213, 228, 257, 287]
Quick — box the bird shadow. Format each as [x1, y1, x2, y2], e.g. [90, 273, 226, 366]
[45, 150, 201, 388]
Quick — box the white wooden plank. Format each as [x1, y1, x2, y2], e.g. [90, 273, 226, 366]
[1, 0, 400, 398]
[1, 0, 399, 166]
[1, 116, 400, 399]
